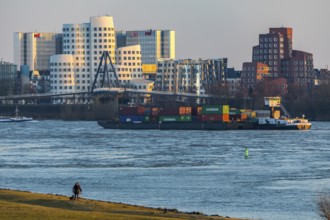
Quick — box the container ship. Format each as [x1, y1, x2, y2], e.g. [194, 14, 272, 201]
[97, 97, 311, 130]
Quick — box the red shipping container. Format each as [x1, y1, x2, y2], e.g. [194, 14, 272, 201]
[200, 114, 222, 121]
[159, 107, 179, 116]
[200, 114, 229, 122]
[137, 106, 145, 115]
[119, 107, 138, 115]
[151, 107, 159, 116]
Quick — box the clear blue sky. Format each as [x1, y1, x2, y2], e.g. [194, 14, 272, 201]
[1, 0, 329, 69]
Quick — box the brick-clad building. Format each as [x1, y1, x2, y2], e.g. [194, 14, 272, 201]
[242, 27, 314, 96]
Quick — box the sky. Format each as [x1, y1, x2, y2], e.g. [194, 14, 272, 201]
[1, 0, 329, 69]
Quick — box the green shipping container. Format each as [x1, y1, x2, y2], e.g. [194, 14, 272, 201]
[202, 105, 230, 114]
[178, 115, 192, 121]
[202, 105, 221, 114]
[159, 116, 179, 122]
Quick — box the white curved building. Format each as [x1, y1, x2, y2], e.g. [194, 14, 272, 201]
[115, 45, 143, 86]
[50, 54, 75, 94]
[62, 16, 116, 92]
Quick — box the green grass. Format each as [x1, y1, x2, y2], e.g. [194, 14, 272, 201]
[0, 189, 248, 220]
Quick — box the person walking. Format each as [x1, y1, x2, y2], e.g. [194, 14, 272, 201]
[72, 182, 82, 200]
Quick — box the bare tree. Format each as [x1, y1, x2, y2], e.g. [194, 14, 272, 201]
[318, 194, 330, 220]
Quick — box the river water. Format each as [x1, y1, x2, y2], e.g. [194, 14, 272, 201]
[0, 120, 329, 220]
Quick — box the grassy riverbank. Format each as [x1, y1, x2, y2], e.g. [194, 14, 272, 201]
[0, 189, 248, 220]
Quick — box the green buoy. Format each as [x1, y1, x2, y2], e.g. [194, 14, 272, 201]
[245, 147, 249, 158]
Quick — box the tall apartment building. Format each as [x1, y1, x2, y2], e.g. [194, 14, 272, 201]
[242, 27, 314, 94]
[281, 50, 314, 93]
[14, 32, 62, 72]
[241, 62, 269, 89]
[125, 30, 175, 79]
[156, 58, 227, 95]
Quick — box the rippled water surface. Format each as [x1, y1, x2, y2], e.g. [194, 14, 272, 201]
[0, 120, 330, 220]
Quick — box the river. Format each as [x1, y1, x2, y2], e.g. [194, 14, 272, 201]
[0, 120, 329, 220]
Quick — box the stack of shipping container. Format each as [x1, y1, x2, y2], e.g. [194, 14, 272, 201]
[158, 107, 192, 122]
[228, 108, 261, 122]
[119, 105, 232, 123]
[199, 105, 230, 122]
[119, 106, 151, 123]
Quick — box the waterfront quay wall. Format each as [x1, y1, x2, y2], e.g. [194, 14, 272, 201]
[0, 103, 116, 120]
[0, 94, 118, 120]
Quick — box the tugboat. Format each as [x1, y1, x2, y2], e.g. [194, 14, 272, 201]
[253, 97, 311, 130]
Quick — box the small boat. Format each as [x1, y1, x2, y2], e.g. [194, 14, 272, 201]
[5, 106, 33, 122]
[0, 117, 12, 122]
[9, 116, 33, 122]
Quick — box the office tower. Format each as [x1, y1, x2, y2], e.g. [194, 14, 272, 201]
[116, 31, 127, 48]
[0, 61, 18, 96]
[125, 30, 175, 79]
[14, 32, 62, 72]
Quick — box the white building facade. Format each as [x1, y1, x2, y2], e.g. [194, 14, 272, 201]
[61, 16, 116, 92]
[50, 17, 145, 94]
[115, 45, 143, 86]
[49, 54, 75, 94]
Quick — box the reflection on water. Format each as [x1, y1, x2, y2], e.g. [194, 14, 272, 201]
[0, 121, 329, 220]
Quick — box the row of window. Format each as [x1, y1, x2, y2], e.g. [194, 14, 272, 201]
[63, 39, 90, 44]
[242, 79, 256, 83]
[50, 62, 72, 66]
[110, 62, 141, 66]
[51, 68, 91, 72]
[260, 37, 279, 43]
[62, 27, 115, 32]
[63, 45, 90, 49]
[52, 80, 90, 84]
[117, 74, 142, 78]
[92, 33, 115, 37]
[259, 43, 280, 49]
[63, 33, 90, 38]
[50, 67, 142, 73]
[92, 44, 115, 49]
[254, 49, 279, 54]
[63, 27, 89, 32]
[117, 56, 140, 61]
[50, 74, 90, 78]
[92, 27, 114, 32]
[255, 55, 279, 60]
[118, 51, 140, 55]
[52, 85, 90, 90]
